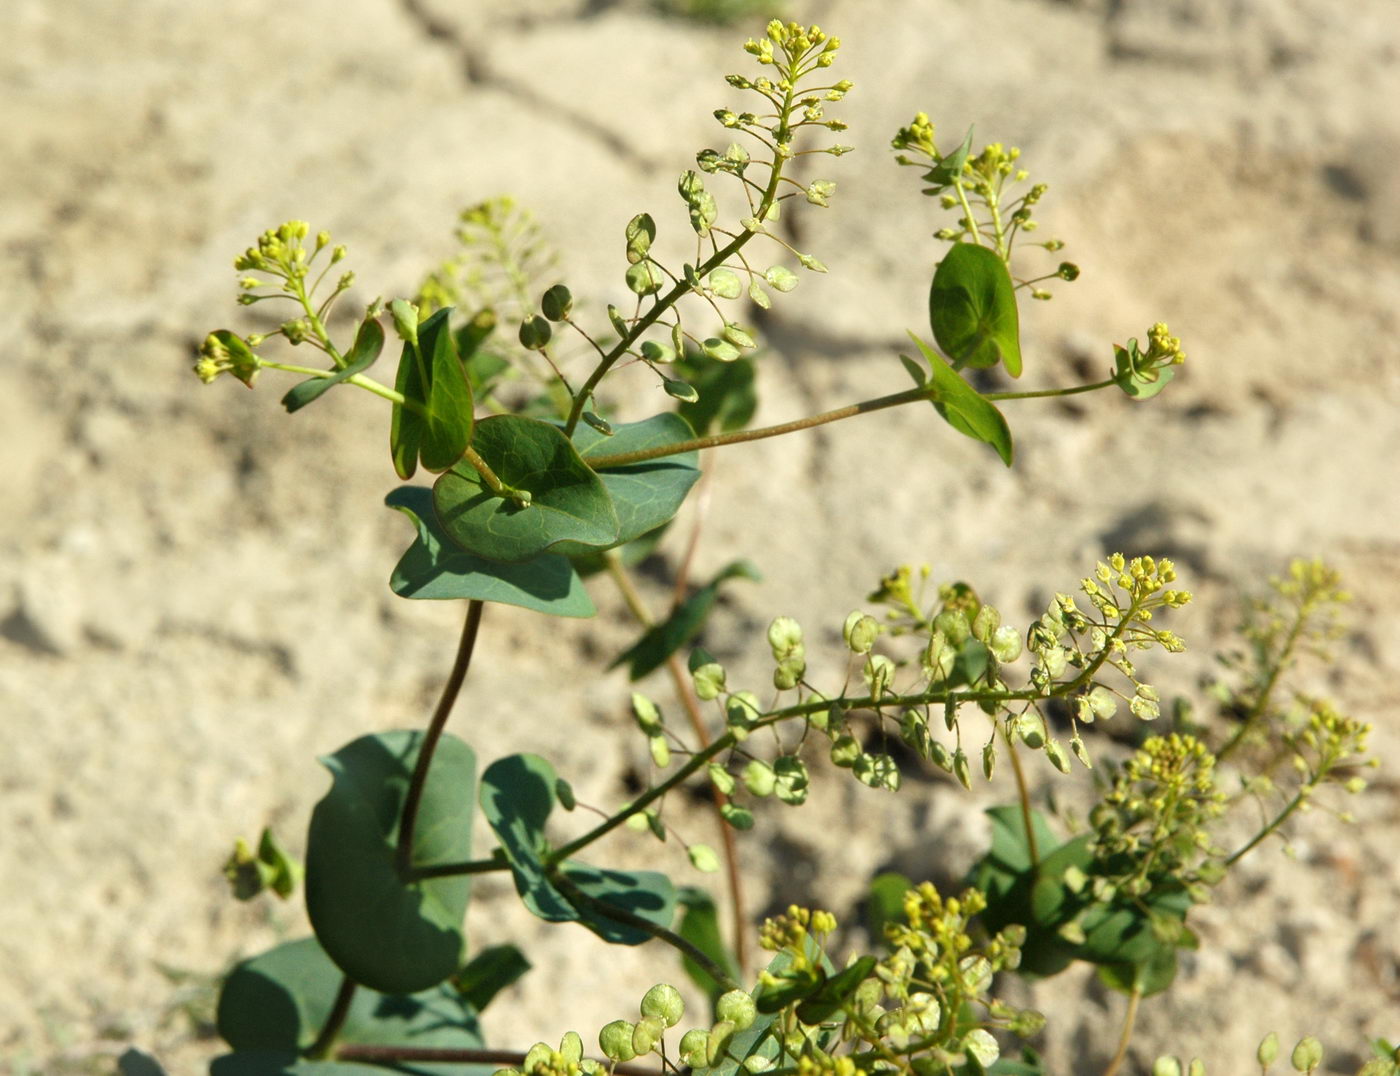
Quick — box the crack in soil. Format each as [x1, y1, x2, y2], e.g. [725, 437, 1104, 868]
[397, 0, 661, 174]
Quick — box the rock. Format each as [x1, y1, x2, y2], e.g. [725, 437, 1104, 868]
[3, 570, 85, 656]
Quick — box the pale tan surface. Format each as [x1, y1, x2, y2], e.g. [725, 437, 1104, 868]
[3, 0, 1400, 1072]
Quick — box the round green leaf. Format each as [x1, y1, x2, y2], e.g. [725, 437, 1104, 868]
[385, 486, 595, 617]
[929, 242, 1023, 378]
[217, 937, 482, 1055]
[563, 413, 701, 555]
[433, 415, 620, 563]
[305, 731, 476, 995]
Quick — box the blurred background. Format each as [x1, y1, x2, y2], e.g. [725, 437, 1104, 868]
[3, 0, 1399, 1071]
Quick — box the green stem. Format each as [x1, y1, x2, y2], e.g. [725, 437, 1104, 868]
[1100, 987, 1143, 1076]
[561, 83, 798, 438]
[986, 378, 1116, 401]
[306, 976, 357, 1060]
[952, 179, 983, 248]
[1224, 786, 1309, 867]
[396, 601, 485, 876]
[462, 446, 531, 506]
[1217, 612, 1307, 764]
[258, 361, 410, 407]
[550, 871, 742, 993]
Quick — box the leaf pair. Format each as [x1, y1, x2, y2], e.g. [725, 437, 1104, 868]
[902, 240, 1022, 465]
[391, 305, 478, 479]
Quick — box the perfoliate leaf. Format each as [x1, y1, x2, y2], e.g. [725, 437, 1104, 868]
[565, 413, 702, 555]
[419, 307, 475, 472]
[385, 486, 595, 617]
[908, 334, 1014, 466]
[305, 732, 476, 994]
[433, 415, 619, 562]
[217, 936, 482, 1055]
[929, 242, 1023, 377]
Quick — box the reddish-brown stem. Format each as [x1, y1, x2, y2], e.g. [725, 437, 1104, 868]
[396, 600, 486, 875]
[664, 651, 750, 979]
[306, 976, 357, 1059]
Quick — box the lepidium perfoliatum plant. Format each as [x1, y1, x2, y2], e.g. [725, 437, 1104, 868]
[183, 20, 1386, 1076]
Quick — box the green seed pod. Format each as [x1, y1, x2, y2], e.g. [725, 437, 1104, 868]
[703, 337, 741, 362]
[934, 608, 971, 645]
[608, 304, 629, 339]
[972, 605, 1000, 644]
[631, 692, 662, 734]
[744, 759, 776, 797]
[708, 762, 736, 796]
[765, 265, 798, 292]
[768, 616, 804, 660]
[632, 1014, 665, 1056]
[555, 778, 577, 811]
[1087, 686, 1118, 721]
[1016, 712, 1047, 750]
[1045, 739, 1072, 774]
[982, 741, 996, 780]
[625, 213, 655, 264]
[844, 612, 880, 654]
[641, 983, 684, 1028]
[722, 322, 756, 350]
[688, 843, 720, 872]
[649, 734, 671, 768]
[626, 260, 664, 296]
[716, 990, 757, 1031]
[953, 748, 972, 790]
[1152, 1058, 1182, 1076]
[962, 1029, 999, 1068]
[663, 379, 699, 403]
[773, 656, 805, 691]
[989, 625, 1022, 663]
[541, 283, 573, 321]
[929, 740, 954, 773]
[725, 692, 761, 734]
[863, 654, 894, 698]
[560, 1032, 584, 1064]
[679, 1029, 709, 1068]
[720, 803, 754, 830]
[641, 340, 676, 364]
[1291, 1037, 1322, 1073]
[692, 662, 725, 700]
[773, 756, 810, 805]
[830, 734, 861, 768]
[518, 315, 552, 350]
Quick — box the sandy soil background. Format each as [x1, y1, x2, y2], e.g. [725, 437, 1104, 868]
[4, 0, 1400, 1072]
